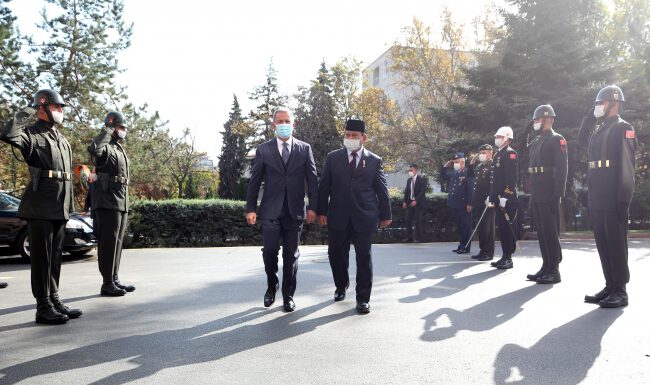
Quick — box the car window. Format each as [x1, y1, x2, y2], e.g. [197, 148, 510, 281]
[0, 193, 20, 210]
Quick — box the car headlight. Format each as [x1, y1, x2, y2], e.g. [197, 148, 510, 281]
[66, 218, 93, 233]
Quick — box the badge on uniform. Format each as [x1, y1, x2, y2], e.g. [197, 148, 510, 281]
[509, 153, 517, 160]
[626, 130, 635, 139]
[560, 139, 567, 152]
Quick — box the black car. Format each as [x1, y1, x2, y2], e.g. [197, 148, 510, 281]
[0, 191, 96, 262]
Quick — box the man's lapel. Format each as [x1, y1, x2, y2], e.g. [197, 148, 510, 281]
[269, 139, 285, 172]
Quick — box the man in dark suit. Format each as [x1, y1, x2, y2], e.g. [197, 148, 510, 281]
[245, 107, 318, 312]
[402, 164, 427, 243]
[317, 119, 392, 314]
[440, 152, 474, 254]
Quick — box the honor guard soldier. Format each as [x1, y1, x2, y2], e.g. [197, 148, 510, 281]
[489, 126, 518, 270]
[467, 144, 496, 261]
[526, 105, 568, 284]
[88, 112, 135, 296]
[578, 85, 636, 308]
[441, 152, 474, 254]
[0, 89, 82, 324]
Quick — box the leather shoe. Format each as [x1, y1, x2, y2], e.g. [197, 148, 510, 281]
[599, 290, 628, 308]
[114, 276, 135, 292]
[101, 283, 127, 297]
[356, 302, 370, 314]
[496, 258, 513, 270]
[470, 252, 482, 259]
[452, 248, 461, 253]
[584, 287, 610, 304]
[536, 272, 561, 284]
[264, 283, 279, 307]
[334, 284, 349, 302]
[50, 293, 82, 319]
[35, 298, 69, 325]
[477, 254, 493, 261]
[491, 256, 507, 267]
[456, 249, 470, 255]
[0, 282, 7, 289]
[283, 297, 295, 312]
[526, 270, 545, 281]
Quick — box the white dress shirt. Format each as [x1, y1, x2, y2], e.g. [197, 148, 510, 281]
[277, 136, 293, 157]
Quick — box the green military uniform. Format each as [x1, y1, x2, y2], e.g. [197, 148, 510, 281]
[469, 152, 495, 260]
[88, 120, 133, 295]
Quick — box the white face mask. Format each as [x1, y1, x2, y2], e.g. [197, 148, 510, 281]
[343, 138, 361, 152]
[495, 138, 505, 148]
[51, 110, 64, 124]
[593, 104, 606, 118]
[453, 163, 462, 171]
[408, 171, 415, 177]
[533, 122, 542, 131]
[117, 129, 127, 139]
[478, 154, 487, 163]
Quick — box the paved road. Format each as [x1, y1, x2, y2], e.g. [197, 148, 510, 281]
[0, 240, 649, 384]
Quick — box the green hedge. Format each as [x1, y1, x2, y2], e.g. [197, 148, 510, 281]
[127, 193, 463, 248]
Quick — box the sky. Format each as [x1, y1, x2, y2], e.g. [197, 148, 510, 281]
[8, 0, 496, 161]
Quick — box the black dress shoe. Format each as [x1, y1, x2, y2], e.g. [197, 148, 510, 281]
[283, 297, 295, 312]
[50, 293, 83, 319]
[0, 282, 7, 289]
[35, 298, 69, 325]
[334, 284, 349, 302]
[101, 283, 127, 297]
[356, 302, 370, 314]
[536, 272, 561, 284]
[477, 254, 493, 261]
[491, 256, 507, 267]
[471, 252, 482, 259]
[496, 258, 513, 270]
[456, 249, 470, 255]
[114, 276, 136, 292]
[584, 287, 611, 304]
[264, 283, 279, 307]
[526, 270, 545, 281]
[452, 248, 461, 253]
[599, 291, 628, 308]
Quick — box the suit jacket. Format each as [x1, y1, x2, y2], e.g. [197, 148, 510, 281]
[88, 128, 130, 212]
[317, 147, 391, 232]
[440, 166, 474, 209]
[1, 111, 74, 220]
[245, 138, 318, 220]
[403, 174, 427, 204]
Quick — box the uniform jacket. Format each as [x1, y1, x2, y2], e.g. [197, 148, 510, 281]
[578, 115, 636, 211]
[88, 128, 130, 212]
[469, 160, 493, 208]
[489, 146, 518, 207]
[440, 165, 474, 209]
[0, 111, 74, 220]
[528, 128, 568, 204]
[317, 147, 391, 232]
[403, 174, 428, 204]
[245, 138, 318, 221]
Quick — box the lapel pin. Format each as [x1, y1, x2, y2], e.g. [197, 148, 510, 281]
[362, 160, 366, 168]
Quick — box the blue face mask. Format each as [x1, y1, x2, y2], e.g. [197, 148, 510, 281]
[275, 124, 293, 139]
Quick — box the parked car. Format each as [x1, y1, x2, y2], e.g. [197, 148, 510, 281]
[0, 191, 96, 262]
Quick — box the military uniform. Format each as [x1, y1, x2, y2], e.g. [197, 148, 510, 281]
[88, 123, 133, 296]
[489, 146, 518, 267]
[469, 158, 495, 260]
[1, 96, 80, 324]
[528, 128, 568, 282]
[579, 112, 636, 306]
[441, 161, 474, 253]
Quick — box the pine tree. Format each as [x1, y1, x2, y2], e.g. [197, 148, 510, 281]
[249, 61, 288, 142]
[218, 95, 247, 199]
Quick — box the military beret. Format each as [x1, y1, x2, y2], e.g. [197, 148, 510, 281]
[345, 119, 365, 133]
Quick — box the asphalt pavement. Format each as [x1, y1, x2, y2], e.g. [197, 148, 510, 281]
[0, 240, 648, 384]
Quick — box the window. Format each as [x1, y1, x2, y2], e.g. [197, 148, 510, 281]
[372, 67, 380, 86]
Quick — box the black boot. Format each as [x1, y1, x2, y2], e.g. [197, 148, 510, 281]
[477, 253, 494, 261]
[599, 286, 628, 308]
[536, 271, 561, 284]
[495, 256, 513, 270]
[491, 256, 508, 268]
[526, 269, 546, 282]
[584, 287, 611, 304]
[35, 298, 69, 325]
[50, 293, 83, 319]
[113, 275, 135, 292]
[101, 281, 126, 297]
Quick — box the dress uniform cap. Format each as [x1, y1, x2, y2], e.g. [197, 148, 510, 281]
[345, 119, 365, 133]
[495, 126, 514, 139]
[478, 144, 493, 152]
[452, 152, 465, 160]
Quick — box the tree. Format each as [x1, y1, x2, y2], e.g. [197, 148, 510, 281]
[248, 60, 288, 143]
[330, 56, 363, 125]
[294, 62, 341, 170]
[217, 95, 247, 199]
[170, 128, 204, 198]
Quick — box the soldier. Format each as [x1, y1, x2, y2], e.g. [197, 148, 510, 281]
[88, 112, 135, 296]
[578, 85, 636, 308]
[440, 152, 474, 254]
[526, 105, 568, 284]
[489, 126, 518, 270]
[467, 144, 495, 261]
[0, 89, 82, 324]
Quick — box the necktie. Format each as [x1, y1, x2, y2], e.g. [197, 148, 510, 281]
[410, 177, 415, 200]
[350, 151, 357, 172]
[282, 142, 289, 164]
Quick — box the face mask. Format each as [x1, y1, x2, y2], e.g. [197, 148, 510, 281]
[408, 171, 415, 177]
[533, 122, 542, 131]
[453, 163, 462, 171]
[593, 104, 606, 118]
[275, 123, 293, 139]
[478, 154, 487, 163]
[117, 130, 127, 139]
[51, 110, 64, 124]
[343, 138, 361, 152]
[495, 138, 505, 148]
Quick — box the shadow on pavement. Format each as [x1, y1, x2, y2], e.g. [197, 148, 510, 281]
[0, 294, 101, 317]
[420, 284, 552, 342]
[493, 308, 624, 384]
[0, 300, 352, 384]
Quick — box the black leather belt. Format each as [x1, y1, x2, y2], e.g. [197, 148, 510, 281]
[528, 166, 552, 174]
[41, 170, 72, 180]
[589, 160, 610, 169]
[111, 176, 129, 185]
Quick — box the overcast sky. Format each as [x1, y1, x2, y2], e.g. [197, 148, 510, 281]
[9, 0, 495, 160]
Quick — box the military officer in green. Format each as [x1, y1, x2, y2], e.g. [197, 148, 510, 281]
[467, 144, 495, 261]
[526, 105, 568, 284]
[579, 85, 636, 308]
[0, 89, 82, 324]
[88, 111, 134, 296]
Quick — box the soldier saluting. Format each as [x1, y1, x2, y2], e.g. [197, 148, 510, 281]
[526, 105, 568, 284]
[88, 112, 135, 296]
[0, 89, 82, 324]
[578, 85, 637, 308]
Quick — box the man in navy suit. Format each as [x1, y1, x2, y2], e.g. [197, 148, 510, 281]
[440, 152, 474, 254]
[245, 107, 318, 312]
[317, 119, 392, 314]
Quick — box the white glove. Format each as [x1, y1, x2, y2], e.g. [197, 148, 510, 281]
[499, 197, 508, 208]
[484, 197, 490, 205]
